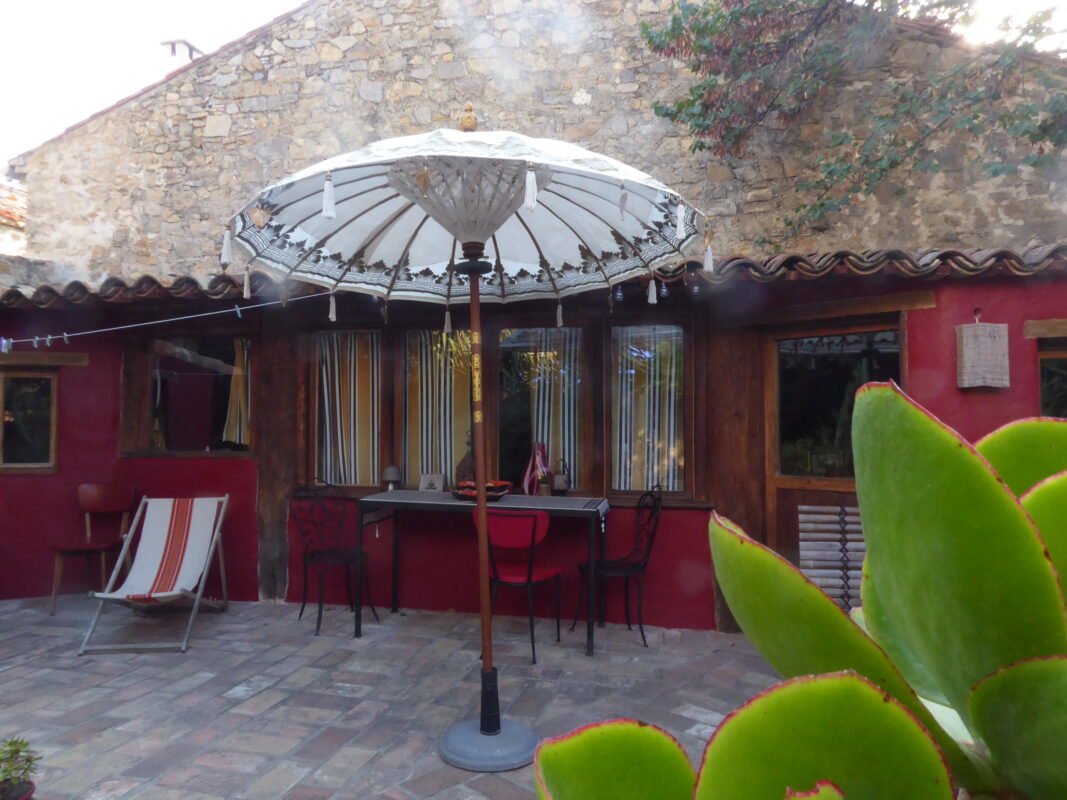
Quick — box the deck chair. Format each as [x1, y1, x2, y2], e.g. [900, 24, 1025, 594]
[80, 495, 229, 654]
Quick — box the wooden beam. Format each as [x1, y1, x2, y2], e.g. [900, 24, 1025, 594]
[0, 352, 89, 367]
[1023, 319, 1067, 339]
[727, 290, 936, 328]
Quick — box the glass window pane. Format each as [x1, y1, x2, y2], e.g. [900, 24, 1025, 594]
[151, 337, 251, 452]
[498, 328, 582, 489]
[2, 375, 53, 464]
[611, 325, 685, 492]
[403, 331, 472, 487]
[778, 330, 899, 478]
[317, 332, 381, 485]
[1040, 357, 1067, 417]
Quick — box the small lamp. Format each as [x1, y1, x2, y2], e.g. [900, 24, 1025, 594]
[382, 466, 402, 491]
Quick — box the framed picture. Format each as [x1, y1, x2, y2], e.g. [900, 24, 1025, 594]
[419, 473, 445, 491]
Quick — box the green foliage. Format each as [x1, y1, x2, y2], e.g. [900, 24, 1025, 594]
[0, 738, 39, 792]
[642, 0, 1067, 242]
[534, 382, 1067, 797]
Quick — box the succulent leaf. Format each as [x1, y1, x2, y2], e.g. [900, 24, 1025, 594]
[852, 383, 1067, 721]
[969, 656, 1067, 800]
[785, 781, 844, 799]
[694, 672, 954, 800]
[534, 719, 695, 800]
[1020, 472, 1067, 586]
[975, 417, 1067, 496]
[861, 557, 947, 705]
[709, 514, 989, 791]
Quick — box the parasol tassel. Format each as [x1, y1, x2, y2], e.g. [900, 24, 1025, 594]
[647, 279, 658, 305]
[220, 228, 233, 267]
[328, 294, 337, 322]
[322, 173, 336, 219]
[618, 182, 627, 221]
[556, 301, 563, 328]
[675, 202, 686, 240]
[243, 268, 251, 300]
[524, 166, 538, 210]
[443, 307, 452, 334]
[703, 227, 715, 273]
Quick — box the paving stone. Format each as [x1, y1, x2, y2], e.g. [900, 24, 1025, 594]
[0, 597, 776, 799]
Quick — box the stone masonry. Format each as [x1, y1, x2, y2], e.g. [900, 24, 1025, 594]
[7, 0, 1067, 287]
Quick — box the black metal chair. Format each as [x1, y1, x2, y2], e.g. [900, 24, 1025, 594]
[482, 507, 563, 664]
[289, 483, 379, 636]
[571, 485, 663, 646]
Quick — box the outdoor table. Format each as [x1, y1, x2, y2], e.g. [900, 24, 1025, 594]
[356, 490, 611, 655]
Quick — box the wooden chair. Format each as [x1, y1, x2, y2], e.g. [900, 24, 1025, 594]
[482, 507, 562, 664]
[49, 483, 137, 615]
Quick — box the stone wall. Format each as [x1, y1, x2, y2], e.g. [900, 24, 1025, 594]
[9, 0, 1067, 286]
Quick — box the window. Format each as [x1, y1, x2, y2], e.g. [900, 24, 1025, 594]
[1, 372, 56, 467]
[1039, 339, 1067, 417]
[316, 331, 381, 485]
[610, 325, 685, 492]
[402, 330, 472, 486]
[498, 327, 583, 489]
[150, 337, 251, 452]
[777, 330, 899, 478]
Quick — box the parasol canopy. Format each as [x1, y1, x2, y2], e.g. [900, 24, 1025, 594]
[228, 127, 704, 305]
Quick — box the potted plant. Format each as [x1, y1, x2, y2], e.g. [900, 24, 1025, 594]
[537, 474, 552, 496]
[0, 738, 39, 800]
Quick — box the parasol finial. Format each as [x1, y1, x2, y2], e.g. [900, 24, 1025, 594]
[459, 103, 477, 132]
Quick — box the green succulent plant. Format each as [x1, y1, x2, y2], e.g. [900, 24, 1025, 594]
[535, 382, 1067, 800]
[0, 737, 39, 800]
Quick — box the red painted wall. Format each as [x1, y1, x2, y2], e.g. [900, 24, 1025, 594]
[286, 503, 716, 631]
[905, 278, 1066, 442]
[0, 321, 259, 603]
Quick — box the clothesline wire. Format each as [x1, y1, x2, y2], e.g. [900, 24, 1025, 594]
[0, 291, 335, 350]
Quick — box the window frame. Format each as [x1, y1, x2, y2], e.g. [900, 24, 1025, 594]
[0, 368, 58, 471]
[603, 316, 697, 499]
[1037, 346, 1067, 417]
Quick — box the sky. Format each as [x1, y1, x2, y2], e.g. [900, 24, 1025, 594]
[1, 0, 1065, 172]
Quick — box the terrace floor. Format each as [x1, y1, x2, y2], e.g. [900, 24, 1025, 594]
[0, 596, 776, 800]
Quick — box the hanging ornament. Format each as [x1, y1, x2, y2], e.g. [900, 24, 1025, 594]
[322, 172, 336, 219]
[618, 181, 627, 221]
[556, 301, 563, 328]
[524, 165, 538, 210]
[659, 281, 669, 298]
[675, 201, 686, 240]
[328, 294, 337, 322]
[613, 284, 624, 303]
[704, 227, 715, 273]
[220, 228, 233, 267]
[243, 268, 251, 300]
[647, 279, 658, 305]
[0, 338, 10, 353]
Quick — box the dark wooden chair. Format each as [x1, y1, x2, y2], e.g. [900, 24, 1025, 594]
[571, 485, 663, 646]
[290, 484, 379, 636]
[482, 507, 562, 664]
[49, 482, 137, 615]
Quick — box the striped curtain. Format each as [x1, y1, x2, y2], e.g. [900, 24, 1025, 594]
[611, 325, 684, 491]
[316, 332, 381, 485]
[529, 328, 581, 483]
[403, 331, 472, 486]
[223, 337, 252, 445]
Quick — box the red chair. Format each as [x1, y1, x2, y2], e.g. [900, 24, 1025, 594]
[480, 507, 562, 664]
[49, 483, 137, 615]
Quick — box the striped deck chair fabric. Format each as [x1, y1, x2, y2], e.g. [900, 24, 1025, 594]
[81, 495, 228, 654]
[94, 498, 224, 602]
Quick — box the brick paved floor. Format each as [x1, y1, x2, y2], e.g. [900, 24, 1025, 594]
[0, 596, 777, 799]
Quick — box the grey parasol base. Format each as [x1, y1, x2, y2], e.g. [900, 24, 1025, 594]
[439, 718, 540, 772]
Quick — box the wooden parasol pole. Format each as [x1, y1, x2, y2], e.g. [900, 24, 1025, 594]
[458, 241, 498, 735]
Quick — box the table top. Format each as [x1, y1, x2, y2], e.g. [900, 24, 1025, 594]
[359, 489, 610, 518]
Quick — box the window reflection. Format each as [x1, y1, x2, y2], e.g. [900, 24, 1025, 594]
[2, 375, 54, 465]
